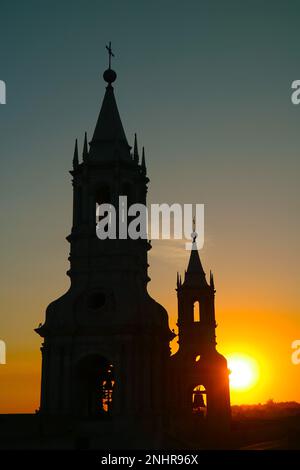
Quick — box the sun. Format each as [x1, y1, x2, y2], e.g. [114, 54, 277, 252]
[227, 353, 259, 391]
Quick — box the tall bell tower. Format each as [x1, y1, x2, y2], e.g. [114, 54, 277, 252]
[36, 48, 174, 431]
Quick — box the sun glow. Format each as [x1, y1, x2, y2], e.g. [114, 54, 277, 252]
[228, 353, 259, 391]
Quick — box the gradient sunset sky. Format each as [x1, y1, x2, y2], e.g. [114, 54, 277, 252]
[0, 0, 300, 412]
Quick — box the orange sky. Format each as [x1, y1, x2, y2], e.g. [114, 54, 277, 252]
[0, 235, 299, 413]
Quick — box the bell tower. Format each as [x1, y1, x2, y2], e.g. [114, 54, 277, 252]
[177, 232, 217, 359]
[170, 230, 231, 429]
[36, 48, 174, 432]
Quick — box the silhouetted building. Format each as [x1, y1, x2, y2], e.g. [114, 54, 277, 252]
[169, 236, 231, 434]
[35, 52, 230, 447]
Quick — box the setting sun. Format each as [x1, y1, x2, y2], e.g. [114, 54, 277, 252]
[228, 354, 259, 391]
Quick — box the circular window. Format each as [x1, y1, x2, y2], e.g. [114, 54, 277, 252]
[88, 292, 106, 310]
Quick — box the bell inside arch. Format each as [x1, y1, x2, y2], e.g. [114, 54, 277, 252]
[193, 390, 206, 408]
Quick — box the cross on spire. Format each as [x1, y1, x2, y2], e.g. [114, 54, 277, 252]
[106, 41, 115, 69]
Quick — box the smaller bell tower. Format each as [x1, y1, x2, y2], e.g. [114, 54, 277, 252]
[170, 227, 231, 430]
[177, 232, 217, 360]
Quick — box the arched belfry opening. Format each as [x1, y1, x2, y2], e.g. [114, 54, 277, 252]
[193, 300, 200, 322]
[192, 385, 207, 417]
[121, 182, 134, 222]
[95, 185, 111, 206]
[77, 355, 115, 417]
[121, 182, 132, 201]
[95, 184, 112, 226]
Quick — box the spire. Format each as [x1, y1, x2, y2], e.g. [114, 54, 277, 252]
[210, 270, 215, 291]
[184, 220, 208, 287]
[133, 133, 139, 163]
[91, 83, 129, 147]
[178, 273, 182, 288]
[82, 132, 88, 160]
[186, 242, 206, 277]
[90, 45, 129, 156]
[141, 146, 147, 174]
[177, 272, 180, 288]
[73, 138, 79, 168]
